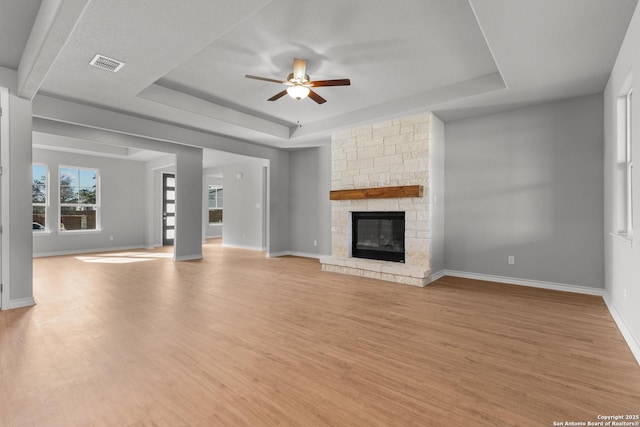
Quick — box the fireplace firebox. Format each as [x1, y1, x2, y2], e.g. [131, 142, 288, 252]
[352, 211, 405, 263]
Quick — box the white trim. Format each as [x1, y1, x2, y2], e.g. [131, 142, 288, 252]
[174, 254, 202, 261]
[610, 231, 633, 247]
[429, 270, 446, 282]
[1, 87, 10, 310]
[222, 243, 265, 252]
[603, 292, 640, 366]
[33, 245, 144, 258]
[267, 250, 290, 258]
[443, 270, 605, 296]
[8, 297, 36, 309]
[287, 251, 323, 260]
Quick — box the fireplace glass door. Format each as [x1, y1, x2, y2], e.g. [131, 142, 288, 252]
[352, 211, 405, 263]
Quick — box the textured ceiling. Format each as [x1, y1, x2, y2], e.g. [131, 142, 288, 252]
[2, 0, 639, 149]
[0, 0, 41, 69]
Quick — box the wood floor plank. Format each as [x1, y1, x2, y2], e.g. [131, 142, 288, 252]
[1, 239, 639, 426]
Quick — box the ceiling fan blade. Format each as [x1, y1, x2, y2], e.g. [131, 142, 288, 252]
[245, 75, 286, 84]
[308, 89, 327, 104]
[310, 79, 351, 87]
[293, 58, 307, 81]
[268, 90, 288, 101]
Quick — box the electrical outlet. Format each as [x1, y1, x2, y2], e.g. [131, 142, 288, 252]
[109, 235, 114, 241]
[313, 240, 318, 246]
[508, 256, 515, 265]
[624, 289, 628, 300]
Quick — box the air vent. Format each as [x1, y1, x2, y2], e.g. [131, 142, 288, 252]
[89, 54, 125, 72]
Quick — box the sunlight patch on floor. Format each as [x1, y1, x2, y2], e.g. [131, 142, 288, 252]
[75, 252, 173, 263]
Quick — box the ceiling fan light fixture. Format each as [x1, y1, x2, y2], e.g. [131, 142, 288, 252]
[286, 85, 310, 100]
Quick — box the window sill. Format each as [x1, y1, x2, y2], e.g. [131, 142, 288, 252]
[32, 231, 52, 236]
[610, 232, 633, 247]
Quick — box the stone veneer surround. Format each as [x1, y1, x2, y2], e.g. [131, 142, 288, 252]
[321, 112, 435, 286]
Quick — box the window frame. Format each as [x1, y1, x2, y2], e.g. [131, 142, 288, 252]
[625, 88, 633, 238]
[58, 165, 101, 233]
[613, 75, 634, 245]
[32, 163, 49, 233]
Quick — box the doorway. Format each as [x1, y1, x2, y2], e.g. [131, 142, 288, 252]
[162, 173, 175, 246]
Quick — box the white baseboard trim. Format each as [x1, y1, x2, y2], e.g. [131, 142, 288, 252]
[443, 270, 605, 296]
[33, 245, 145, 258]
[288, 251, 323, 260]
[267, 251, 290, 258]
[9, 297, 36, 309]
[174, 254, 203, 262]
[222, 243, 265, 252]
[429, 270, 446, 282]
[603, 293, 640, 366]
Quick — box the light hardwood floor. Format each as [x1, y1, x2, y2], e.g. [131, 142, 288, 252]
[1, 239, 639, 426]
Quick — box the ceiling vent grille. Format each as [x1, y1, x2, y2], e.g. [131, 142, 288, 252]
[89, 54, 125, 72]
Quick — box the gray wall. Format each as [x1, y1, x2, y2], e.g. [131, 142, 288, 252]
[1, 68, 34, 308]
[444, 94, 604, 288]
[289, 145, 332, 257]
[222, 159, 268, 251]
[604, 1, 640, 359]
[430, 114, 445, 275]
[33, 148, 147, 256]
[174, 146, 203, 261]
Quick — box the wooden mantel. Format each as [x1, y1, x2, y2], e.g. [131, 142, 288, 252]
[330, 185, 423, 200]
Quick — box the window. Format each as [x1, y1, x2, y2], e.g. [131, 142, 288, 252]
[612, 74, 633, 244]
[32, 164, 48, 232]
[59, 166, 99, 231]
[625, 88, 633, 237]
[208, 185, 223, 224]
[615, 79, 633, 242]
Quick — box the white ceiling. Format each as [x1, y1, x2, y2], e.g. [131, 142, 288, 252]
[2, 0, 638, 152]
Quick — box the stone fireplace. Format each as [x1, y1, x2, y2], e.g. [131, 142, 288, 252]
[320, 112, 444, 287]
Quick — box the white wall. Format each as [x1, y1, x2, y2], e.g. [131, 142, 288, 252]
[604, 1, 640, 362]
[289, 145, 331, 258]
[444, 94, 604, 288]
[222, 159, 268, 251]
[33, 148, 146, 256]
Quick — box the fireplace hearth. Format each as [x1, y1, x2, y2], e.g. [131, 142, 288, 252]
[352, 211, 405, 263]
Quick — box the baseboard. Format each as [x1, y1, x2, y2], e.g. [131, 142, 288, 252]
[603, 293, 640, 366]
[443, 270, 605, 296]
[9, 297, 36, 309]
[288, 251, 323, 260]
[222, 243, 265, 252]
[174, 254, 203, 261]
[267, 251, 290, 258]
[429, 270, 446, 282]
[33, 245, 145, 258]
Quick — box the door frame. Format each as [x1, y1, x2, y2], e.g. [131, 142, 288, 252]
[1, 87, 10, 310]
[162, 173, 175, 246]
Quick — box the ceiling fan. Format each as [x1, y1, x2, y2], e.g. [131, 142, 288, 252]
[245, 58, 350, 104]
